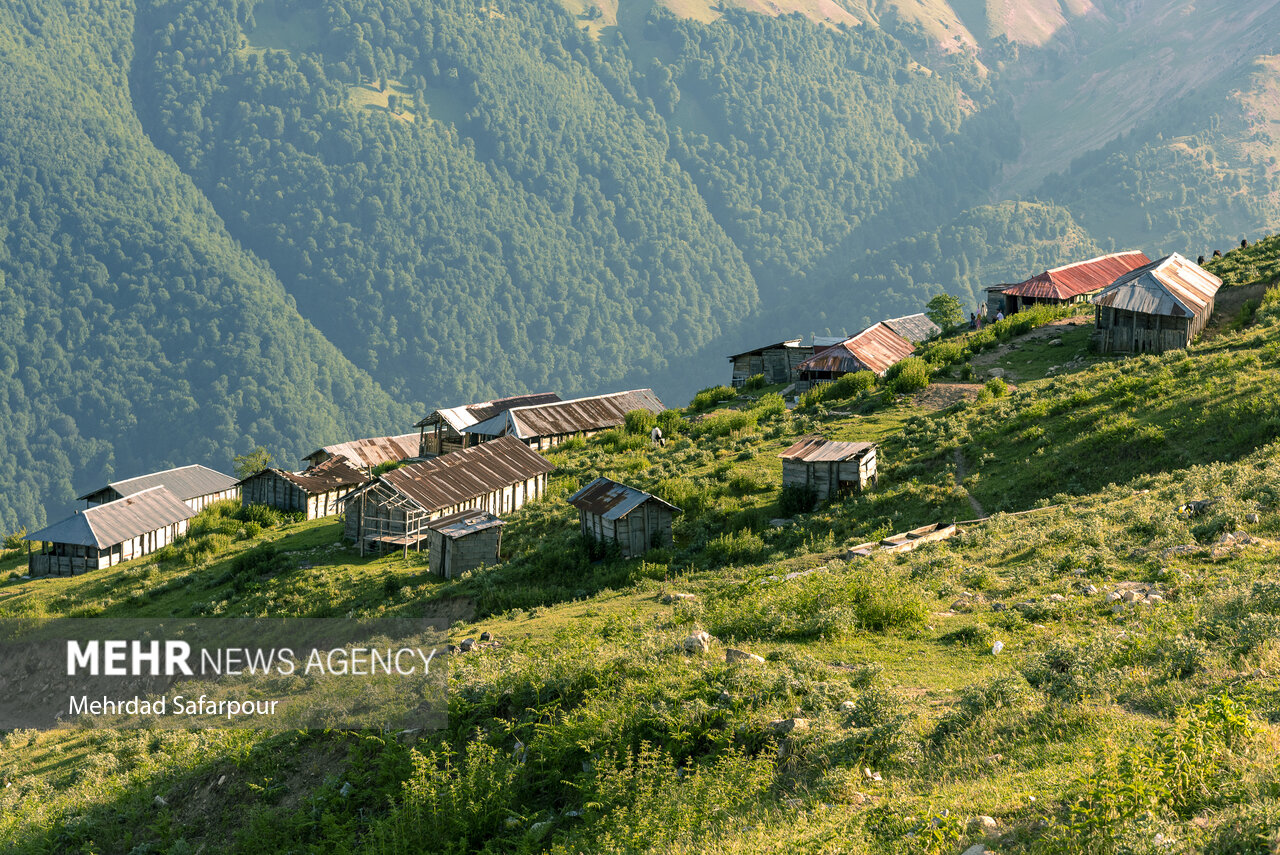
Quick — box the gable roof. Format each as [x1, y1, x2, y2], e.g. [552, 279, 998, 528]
[464, 389, 665, 440]
[427, 508, 505, 539]
[880, 313, 941, 343]
[1093, 253, 1221, 320]
[415, 393, 563, 432]
[242, 456, 369, 494]
[303, 434, 419, 469]
[77, 464, 239, 503]
[1002, 251, 1152, 300]
[726, 338, 805, 360]
[28, 486, 194, 549]
[779, 435, 877, 463]
[798, 323, 915, 376]
[567, 477, 680, 520]
[368, 436, 554, 514]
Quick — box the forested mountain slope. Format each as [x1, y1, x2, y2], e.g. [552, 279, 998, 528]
[0, 1, 409, 530]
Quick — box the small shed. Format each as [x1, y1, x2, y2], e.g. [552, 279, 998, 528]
[415, 393, 562, 457]
[238, 456, 368, 519]
[1092, 253, 1221, 354]
[996, 251, 1151, 314]
[796, 323, 915, 390]
[567, 477, 680, 558]
[25, 485, 194, 576]
[78, 464, 240, 512]
[779, 435, 878, 501]
[726, 338, 811, 386]
[427, 509, 504, 578]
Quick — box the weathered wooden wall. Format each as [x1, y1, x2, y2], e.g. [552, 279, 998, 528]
[578, 502, 674, 557]
[782, 454, 876, 501]
[29, 519, 189, 577]
[428, 527, 503, 578]
[1093, 307, 1197, 354]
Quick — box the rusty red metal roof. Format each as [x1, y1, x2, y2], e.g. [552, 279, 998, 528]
[246, 456, 369, 494]
[374, 436, 554, 514]
[1093, 253, 1221, 320]
[779, 435, 876, 462]
[465, 389, 665, 440]
[303, 434, 419, 469]
[798, 323, 915, 376]
[1001, 251, 1151, 300]
[567, 477, 680, 520]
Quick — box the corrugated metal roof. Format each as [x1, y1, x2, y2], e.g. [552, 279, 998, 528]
[240, 456, 368, 494]
[566, 477, 681, 521]
[28, 486, 194, 549]
[370, 436, 554, 514]
[465, 389, 665, 440]
[427, 508, 505, 538]
[881, 313, 940, 343]
[414, 393, 563, 431]
[798, 323, 915, 376]
[1093, 253, 1221, 320]
[1001, 251, 1151, 300]
[726, 338, 804, 360]
[779, 435, 876, 462]
[303, 434, 419, 469]
[77, 464, 239, 503]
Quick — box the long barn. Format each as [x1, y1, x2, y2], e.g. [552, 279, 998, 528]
[25, 486, 194, 577]
[343, 436, 553, 554]
[415, 393, 562, 457]
[464, 389, 665, 451]
[238, 457, 368, 519]
[77, 464, 240, 512]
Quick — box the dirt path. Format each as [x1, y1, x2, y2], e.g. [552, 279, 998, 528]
[953, 448, 986, 518]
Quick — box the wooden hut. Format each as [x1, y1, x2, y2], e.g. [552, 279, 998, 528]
[427, 510, 504, 578]
[344, 435, 553, 554]
[415, 393, 561, 457]
[779, 435, 878, 501]
[24, 486, 193, 576]
[567, 477, 680, 558]
[238, 456, 368, 519]
[726, 338, 810, 386]
[464, 389, 665, 451]
[1092, 253, 1221, 354]
[796, 323, 914, 390]
[77, 464, 240, 512]
[994, 251, 1151, 315]
[302, 433, 419, 470]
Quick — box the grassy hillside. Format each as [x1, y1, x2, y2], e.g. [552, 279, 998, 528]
[5, 238, 1280, 853]
[0, 0, 410, 531]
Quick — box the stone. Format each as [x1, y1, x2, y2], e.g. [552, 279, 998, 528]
[1146, 594, 1164, 604]
[479, 631, 493, 642]
[459, 638, 475, 652]
[839, 700, 857, 712]
[504, 817, 522, 829]
[770, 518, 793, 528]
[851, 791, 870, 805]
[951, 599, 974, 613]
[771, 718, 809, 735]
[1084, 585, 1099, 595]
[153, 795, 168, 808]
[968, 815, 999, 835]
[683, 631, 713, 654]
[1107, 591, 1123, 603]
[990, 602, 1006, 612]
[339, 781, 353, 797]
[961, 846, 987, 855]
[987, 368, 1006, 378]
[726, 648, 765, 665]
[1121, 590, 1141, 603]
[1246, 513, 1261, 524]
[991, 640, 1004, 655]
[1048, 593, 1067, 603]
[1049, 338, 1063, 346]
[862, 767, 883, 783]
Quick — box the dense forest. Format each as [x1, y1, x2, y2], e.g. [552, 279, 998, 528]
[2, 0, 1278, 528]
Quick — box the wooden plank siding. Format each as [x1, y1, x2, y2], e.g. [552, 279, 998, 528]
[239, 470, 357, 520]
[782, 449, 877, 502]
[428, 527, 503, 579]
[1093, 306, 1197, 354]
[28, 519, 189, 577]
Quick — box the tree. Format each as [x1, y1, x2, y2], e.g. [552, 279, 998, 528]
[926, 293, 965, 332]
[233, 446, 273, 478]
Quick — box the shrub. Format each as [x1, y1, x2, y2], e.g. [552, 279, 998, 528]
[4, 527, 26, 551]
[234, 504, 283, 528]
[884, 357, 930, 394]
[827, 370, 875, 399]
[984, 376, 1008, 398]
[779, 483, 819, 515]
[741, 373, 767, 391]
[750, 392, 787, 419]
[797, 386, 826, 410]
[959, 363, 974, 381]
[624, 408, 657, 435]
[656, 409, 686, 435]
[689, 385, 737, 411]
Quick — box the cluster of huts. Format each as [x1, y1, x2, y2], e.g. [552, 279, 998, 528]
[727, 313, 942, 391]
[24, 388, 680, 579]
